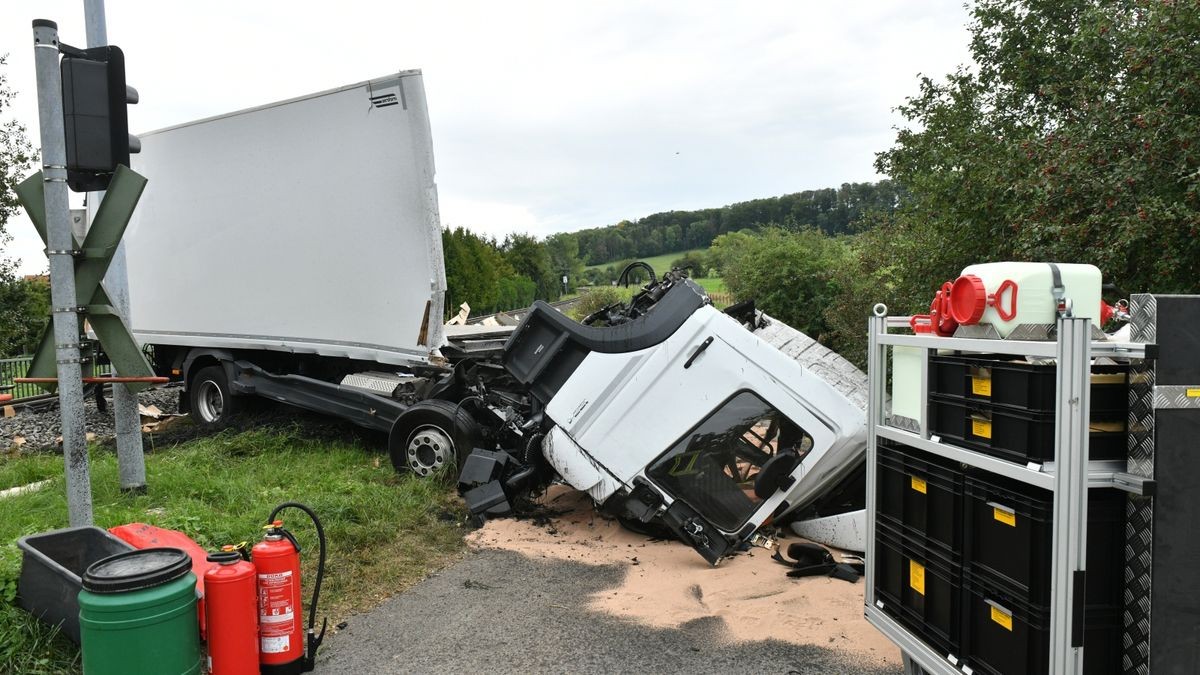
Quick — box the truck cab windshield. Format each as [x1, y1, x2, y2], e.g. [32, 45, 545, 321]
[647, 391, 812, 531]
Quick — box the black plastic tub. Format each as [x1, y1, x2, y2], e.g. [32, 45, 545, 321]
[929, 395, 1127, 463]
[874, 520, 963, 657]
[16, 526, 134, 643]
[963, 474, 1125, 608]
[962, 567, 1121, 675]
[929, 354, 1128, 414]
[876, 440, 964, 557]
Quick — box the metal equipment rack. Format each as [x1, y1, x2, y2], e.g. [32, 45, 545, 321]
[863, 306, 1153, 675]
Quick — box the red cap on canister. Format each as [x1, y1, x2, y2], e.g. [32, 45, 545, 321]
[1099, 300, 1114, 325]
[948, 274, 987, 324]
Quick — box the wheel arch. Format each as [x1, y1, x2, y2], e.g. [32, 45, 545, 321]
[182, 349, 238, 388]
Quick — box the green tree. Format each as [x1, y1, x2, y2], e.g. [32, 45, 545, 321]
[875, 0, 1200, 296]
[569, 183, 904, 266]
[0, 276, 50, 357]
[504, 233, 559, 301]
[669, 251, 711, 275]
[442, 227, 495, 314]
[0, 55, 33, 245]
[823, 0, 1200, 368]
[544, 232, 585, 293]
[707, 229, 758, 277]
[663, 223, 682, 251]
[717, 228, 851, 341]
[495, 276, 537, 310]
[0, 54, 42, 357]
[442, 227, 541, 317]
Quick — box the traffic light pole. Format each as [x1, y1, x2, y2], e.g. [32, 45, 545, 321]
[32, 19, 94, 526]
[83, 0, 145, 492]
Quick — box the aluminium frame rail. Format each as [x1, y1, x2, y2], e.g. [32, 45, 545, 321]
[863, 307, 1151, 675]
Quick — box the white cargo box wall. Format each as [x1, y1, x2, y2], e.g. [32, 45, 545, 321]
[120, 71, 447, 365]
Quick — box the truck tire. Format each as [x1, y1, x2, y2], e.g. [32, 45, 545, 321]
[389, 399, 480, 478]
[190, 366, 238, 427]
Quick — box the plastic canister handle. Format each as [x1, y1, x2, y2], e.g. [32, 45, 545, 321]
[991, 279, 1018, 321]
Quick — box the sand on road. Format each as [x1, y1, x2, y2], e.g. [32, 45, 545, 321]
[466, 486, 900, 669]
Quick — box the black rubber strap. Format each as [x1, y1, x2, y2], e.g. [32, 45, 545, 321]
[1048, 262, 1066, 316]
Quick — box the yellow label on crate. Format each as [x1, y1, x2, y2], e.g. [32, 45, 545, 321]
[990, 605, 1014, 631]
[972, 418, 993, 439]
[910, 476, 927, 494]
[993, 507, 1017, 527]
[909, 560, 926, 595]
[971, 376, 993, 397]
[1188, 388, 1200, 398]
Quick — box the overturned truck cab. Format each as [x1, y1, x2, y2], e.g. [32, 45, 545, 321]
[459, 275, 867, 565]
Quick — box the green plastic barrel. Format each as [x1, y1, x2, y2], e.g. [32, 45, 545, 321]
[78, 547, 202, 675]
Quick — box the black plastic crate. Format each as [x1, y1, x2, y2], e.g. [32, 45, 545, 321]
[17, 526, 134, 643]
[930, 354, 1128, 413]
[929, 395, 1126, 463]
[962, 567, 1121, 675]
[876, 440, 964, 557]
[873, 520, 963, 657]
[963, 474, 1125, 608]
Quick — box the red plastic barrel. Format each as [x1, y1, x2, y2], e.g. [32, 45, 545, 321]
[108, 522, 211, 639]
[204, 551, 259, 675]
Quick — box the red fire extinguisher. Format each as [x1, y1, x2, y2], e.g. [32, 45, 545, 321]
[204, 548, 259, 675]
[252, 502, 327, 675]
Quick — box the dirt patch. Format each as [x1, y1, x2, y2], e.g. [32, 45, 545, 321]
[466, 486, 899, 667]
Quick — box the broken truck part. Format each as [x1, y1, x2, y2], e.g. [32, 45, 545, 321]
[460, 271, 868, 565]
[116, 72, 869, 565]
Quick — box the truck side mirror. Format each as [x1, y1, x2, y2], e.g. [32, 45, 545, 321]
[754, 450, 800, 499]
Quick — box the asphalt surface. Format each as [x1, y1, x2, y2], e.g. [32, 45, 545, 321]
[318, 548, 900, 675]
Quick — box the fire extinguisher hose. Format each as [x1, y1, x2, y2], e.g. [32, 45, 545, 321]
[268, 501, 328, 672]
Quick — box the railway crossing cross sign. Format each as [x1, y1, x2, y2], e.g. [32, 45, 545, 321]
[14, 165, 157, 393]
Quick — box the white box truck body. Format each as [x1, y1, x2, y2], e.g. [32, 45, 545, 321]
[122, 71, 446, 365]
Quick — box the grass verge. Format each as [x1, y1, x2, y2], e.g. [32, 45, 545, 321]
[0, 425, 467, 674]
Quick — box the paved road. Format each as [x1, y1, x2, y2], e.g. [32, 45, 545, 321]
[319, 549, 900, 674]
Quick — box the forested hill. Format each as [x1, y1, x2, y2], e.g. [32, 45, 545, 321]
[575, 180, 903, 265]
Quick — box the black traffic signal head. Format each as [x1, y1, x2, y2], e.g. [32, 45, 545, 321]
[60, 45, 139, 192]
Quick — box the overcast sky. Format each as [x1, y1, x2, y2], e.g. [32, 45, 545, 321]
[1, 1, 972, 274]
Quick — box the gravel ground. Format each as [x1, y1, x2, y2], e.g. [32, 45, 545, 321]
[1, 384, 185, 451]
[318, 548, 900, 675]
[0, 386, 387, 453]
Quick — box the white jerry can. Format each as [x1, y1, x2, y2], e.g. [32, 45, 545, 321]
[946, 262, 1103, 337]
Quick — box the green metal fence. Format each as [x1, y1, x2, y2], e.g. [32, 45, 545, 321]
[1, 355, 112, 402]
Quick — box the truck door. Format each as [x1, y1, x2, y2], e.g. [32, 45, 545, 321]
[643, 389, 815, 563]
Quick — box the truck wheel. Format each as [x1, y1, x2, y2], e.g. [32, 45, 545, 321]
[389, 400, 480, 478]
[190, 366, 238, 427]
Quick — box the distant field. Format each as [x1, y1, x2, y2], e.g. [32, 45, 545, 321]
[691, 277, 727, 293]
[583, 248, 727, 303]
[584, 248, 708, 274]
[583, 248, 730, 306]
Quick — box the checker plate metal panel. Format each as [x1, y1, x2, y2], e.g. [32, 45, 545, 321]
[1121, 294, 1155, 674]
